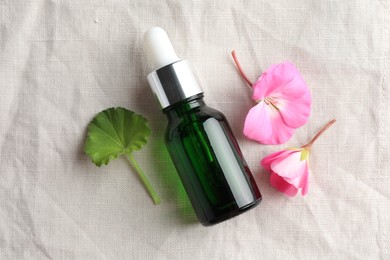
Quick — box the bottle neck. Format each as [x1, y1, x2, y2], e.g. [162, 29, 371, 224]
[163, 93, 205, 118]
[147, 60, 203, 109]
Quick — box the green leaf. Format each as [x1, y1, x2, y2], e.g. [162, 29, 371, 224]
[84, 107, 160, 204]
[85, 107, 151, 166]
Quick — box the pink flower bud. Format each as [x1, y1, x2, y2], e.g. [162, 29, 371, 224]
[261, 149, 310, 196]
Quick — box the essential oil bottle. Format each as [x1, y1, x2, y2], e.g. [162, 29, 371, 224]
[144, 27, 262, 226]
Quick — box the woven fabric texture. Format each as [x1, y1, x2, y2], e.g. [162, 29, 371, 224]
[0, 0, 389, 259]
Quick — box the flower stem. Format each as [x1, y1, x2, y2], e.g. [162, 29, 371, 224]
[231, 50, 253, 87]
[303, 119, 336, 150]
[127, 153, 161, 205]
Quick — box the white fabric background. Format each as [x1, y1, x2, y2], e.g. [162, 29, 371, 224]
[0, 0, 389, 259]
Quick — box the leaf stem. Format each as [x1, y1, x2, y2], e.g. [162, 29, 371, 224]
[127, 154, 161, 205]
[231, 50, 253, 87]
[303, 119, 336, 150]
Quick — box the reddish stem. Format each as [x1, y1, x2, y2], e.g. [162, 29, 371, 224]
[303, 119, 336, 150]
[231, 50, 253, 87]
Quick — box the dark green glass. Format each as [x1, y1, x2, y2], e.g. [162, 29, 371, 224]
[163, 94, 262, 226]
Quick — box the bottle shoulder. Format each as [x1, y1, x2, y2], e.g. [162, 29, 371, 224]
[195, 105, 225, 121]
[168, 105, 226, 126]
[165, 105, 227, 140]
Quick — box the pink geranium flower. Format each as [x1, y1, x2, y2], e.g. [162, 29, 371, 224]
[231, 51, 312, 144]
[261, 119, 336, 196]
[262, 148, 310, 196]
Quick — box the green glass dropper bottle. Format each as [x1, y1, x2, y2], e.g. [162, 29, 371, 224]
[144, 27, 262, 226]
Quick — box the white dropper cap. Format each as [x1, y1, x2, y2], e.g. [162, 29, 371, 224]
[143, 27, 180, 70]
[144, 27, 203, 109]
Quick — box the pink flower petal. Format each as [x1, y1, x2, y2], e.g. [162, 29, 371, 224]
[261, 149, 295, 171]
[244, 103, 295, 144]
[270, 150, 306, 180]
[301, 167, 310, 196]
[243, 102, 272, 142]
[278, 91, 312, 128]
[252, 62, 308, 101]
[282, 162, 309, 189]
[270, 172, 298, 197]
[252, 64, 278, 100]
[268, 73, 308, 100]
[265, 112, 295, 144]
